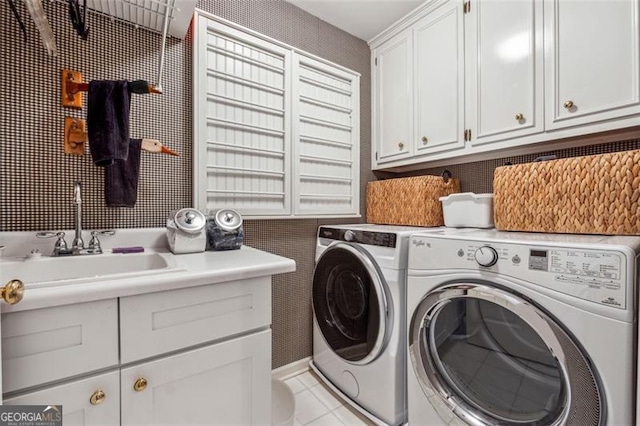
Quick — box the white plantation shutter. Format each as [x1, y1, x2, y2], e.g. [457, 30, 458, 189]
[194, 13, 359, 218]
[292, 54, 360, 216]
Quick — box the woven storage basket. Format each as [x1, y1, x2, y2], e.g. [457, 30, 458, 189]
[366, 175, 460, 227]
[494, 149, 640, 235]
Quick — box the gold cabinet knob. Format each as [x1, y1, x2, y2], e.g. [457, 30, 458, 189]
[133, 377, 148, 392]
[398, 142, 404, 150]
[563, 100, 574, 109]
[89, 389, 106, 406]
[1, 280, 24, 305]
[515, 113, 524, 121]
[421, 136, 428, 144]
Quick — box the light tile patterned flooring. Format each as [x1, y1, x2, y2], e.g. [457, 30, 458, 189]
[284, 370, 375, 426]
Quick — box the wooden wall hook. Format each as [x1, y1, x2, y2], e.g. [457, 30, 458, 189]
[61, 69, 83, 109]
[64, 117, 87, 155]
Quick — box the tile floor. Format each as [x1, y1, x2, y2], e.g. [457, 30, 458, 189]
[284, 370, 375, 426]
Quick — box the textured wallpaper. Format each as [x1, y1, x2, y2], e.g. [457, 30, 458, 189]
[0, 0, 370, 368]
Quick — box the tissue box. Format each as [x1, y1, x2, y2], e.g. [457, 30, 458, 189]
[366, 175, 460, 227]
[440, 193, 494, 228]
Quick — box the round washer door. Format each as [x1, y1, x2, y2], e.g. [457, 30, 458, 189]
[312, 242, 390, 365]
[409, 283, 603, 426]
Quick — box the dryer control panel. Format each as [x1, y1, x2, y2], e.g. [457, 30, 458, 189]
[409, 235, 631, 311]
[530, 248, 621, 279]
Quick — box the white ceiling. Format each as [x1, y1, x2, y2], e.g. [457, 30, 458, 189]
[285, 0, 424, 42]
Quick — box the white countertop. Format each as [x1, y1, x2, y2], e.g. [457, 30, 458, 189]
[0, 229, 296, 313]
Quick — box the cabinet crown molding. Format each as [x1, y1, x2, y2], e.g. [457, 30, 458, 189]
[368, 0, 443, 47]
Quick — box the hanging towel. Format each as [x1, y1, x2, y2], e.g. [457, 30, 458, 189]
[105, 138, 142, 208]
[87, 80, 131, 167]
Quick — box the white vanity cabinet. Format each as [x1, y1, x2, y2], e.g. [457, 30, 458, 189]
[544, 0, 640, 130]
[119, 277, 272, 425]
[2, 277, 273, 425]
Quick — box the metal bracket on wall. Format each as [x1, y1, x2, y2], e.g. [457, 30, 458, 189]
[64, 117, 87, 155]
[61, 69, 84, 109]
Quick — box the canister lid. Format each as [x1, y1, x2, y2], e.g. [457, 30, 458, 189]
[214, 209, 243, 232]
[174, 208, 206, 233]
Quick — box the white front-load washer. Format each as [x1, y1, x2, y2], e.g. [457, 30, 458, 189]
[311, 224, 444, 426]
[406, 229, 640, 426]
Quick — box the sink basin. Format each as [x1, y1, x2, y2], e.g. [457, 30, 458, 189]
[0, 252, 183, 289]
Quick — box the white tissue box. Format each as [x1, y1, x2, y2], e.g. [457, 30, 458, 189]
[439, 193, 494, 228]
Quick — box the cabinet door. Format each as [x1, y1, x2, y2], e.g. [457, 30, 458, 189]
[545, 0, 640, 129]
[4, 371, 120, 426]
[292, 53, 360, 216]
[372, 29, 413, 165]
[121, 330, 271, 426]
[466, 0, 543, 146]
[414, 0, 465, 156]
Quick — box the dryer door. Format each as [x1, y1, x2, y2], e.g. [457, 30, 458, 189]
[409, 283, 603, 426]
[313, 242, 390, 365]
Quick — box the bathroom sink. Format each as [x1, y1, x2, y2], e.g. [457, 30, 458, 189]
[0, 251, 183, 289]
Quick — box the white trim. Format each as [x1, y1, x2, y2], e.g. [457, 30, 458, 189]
[374, 124, 640, 172]
[271, 356, 312, 380]
[368, 0, 445, 48]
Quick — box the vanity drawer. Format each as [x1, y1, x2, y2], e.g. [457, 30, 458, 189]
[4, 370, 120, 426]
[2, 299, 119, 393]
[120, 276, 271, 363]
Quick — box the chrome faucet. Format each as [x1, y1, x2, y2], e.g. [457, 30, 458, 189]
[73, 180, 84, 251]
[34, 182, 115, 256]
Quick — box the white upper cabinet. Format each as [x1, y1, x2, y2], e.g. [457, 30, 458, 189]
[466, 0, 543, 146]
[372, 0, 464, 167]
[415, 0, 465, 156]
[372, 30, 414, 163]
[545, 0, 640, 129]
[194, 12, 360, 218]
[371, 0, 640, 171]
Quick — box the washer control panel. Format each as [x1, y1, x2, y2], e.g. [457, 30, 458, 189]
[409, 235, 629, 310]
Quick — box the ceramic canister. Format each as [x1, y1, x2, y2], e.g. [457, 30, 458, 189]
[206, 209, 244, 251]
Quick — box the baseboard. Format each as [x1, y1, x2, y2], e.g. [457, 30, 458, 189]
[271, 356, 312, 380]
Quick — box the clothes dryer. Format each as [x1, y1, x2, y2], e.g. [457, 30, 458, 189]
[311, 224, 445, 425]
[406, 230, 639, 425]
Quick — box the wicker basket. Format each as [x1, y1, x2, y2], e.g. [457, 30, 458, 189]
[494, 150, 640, 235]
[366, 175, 460, 227]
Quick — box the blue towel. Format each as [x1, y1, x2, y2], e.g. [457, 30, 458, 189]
[105, 138, 142, 208]
[87, 80, 131, 167]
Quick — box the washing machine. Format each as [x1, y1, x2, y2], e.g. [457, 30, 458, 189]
[310, 224, 445, 425]
[406, 229, 640, 426]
